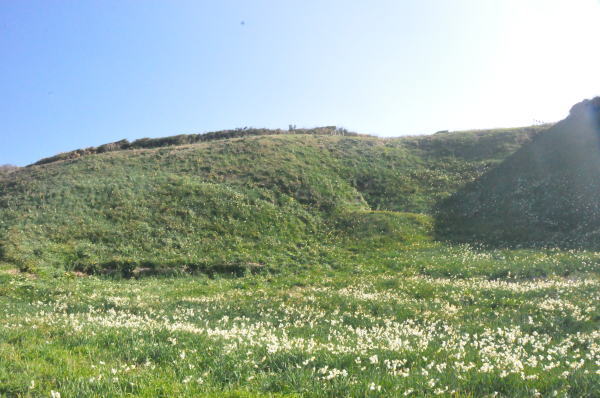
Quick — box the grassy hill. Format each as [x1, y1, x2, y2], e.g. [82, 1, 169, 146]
[436, 97, 600, 248]
[0, 125, 546, 275]
[3, 105, 600, 398]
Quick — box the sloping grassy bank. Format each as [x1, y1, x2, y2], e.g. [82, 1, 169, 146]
[0, 126, 545, 275]
[437, 98, 600, 248]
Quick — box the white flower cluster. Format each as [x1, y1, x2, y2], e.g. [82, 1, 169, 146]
[3, 272, 598, 395]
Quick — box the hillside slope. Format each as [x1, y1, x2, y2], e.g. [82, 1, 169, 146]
[436, 97, 600, 248]
[0, 126, 545, 274]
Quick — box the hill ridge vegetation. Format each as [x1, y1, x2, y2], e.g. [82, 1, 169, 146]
[436, 96, 600, 249]
[0, 122, 552, 275]
[31, 123, 555, 167]
[32, 126, 362, 166]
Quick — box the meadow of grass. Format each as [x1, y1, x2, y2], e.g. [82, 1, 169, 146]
[1, 231, 599, 397]
[2, 125, 599, 397]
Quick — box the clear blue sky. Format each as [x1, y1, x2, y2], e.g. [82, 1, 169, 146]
[2, 0, 599, 165]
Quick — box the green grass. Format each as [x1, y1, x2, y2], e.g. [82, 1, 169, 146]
[2, 120, 599, 396]
[437, 98, 600, 248]
[0, 126, 546, 274]
[1, 241, 599, 397]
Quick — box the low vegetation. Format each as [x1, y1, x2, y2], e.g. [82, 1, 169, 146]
[2, 238, 599, 397]
[437, 98, 600, 248]
[0, 125, 546, 275]
[1, 99, 599, 396]
[0, 165, 18, 178]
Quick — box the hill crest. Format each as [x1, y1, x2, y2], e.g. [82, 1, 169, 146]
[32, 126, 362, 166]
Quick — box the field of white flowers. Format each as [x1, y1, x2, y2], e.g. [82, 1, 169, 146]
[1, 246, 599, 397]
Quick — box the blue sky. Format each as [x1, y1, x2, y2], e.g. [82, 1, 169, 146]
[1, 0, 599, 166]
